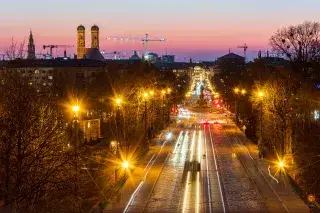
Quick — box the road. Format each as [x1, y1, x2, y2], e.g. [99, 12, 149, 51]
[105, 65, 308, 212]
[105, 107, 309, 213]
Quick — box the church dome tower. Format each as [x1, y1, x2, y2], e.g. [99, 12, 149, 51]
[27, 31, 36, 60]
[91, 25, 99, 49]
[77, 25, 86, 59]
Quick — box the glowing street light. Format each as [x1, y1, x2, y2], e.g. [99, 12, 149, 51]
[143, 92, 149, 99]
[122, 161, 129, 169]
[258, 91, 264, 98]
[167, 88, 172, 94]
[115, 97, 122, 107]
[149, 90, 154, 96]
[241, 89, 246, 95]
[234, 87, 239, 94]
[72, 105, 80, 113]
[278, 160, 285, 168]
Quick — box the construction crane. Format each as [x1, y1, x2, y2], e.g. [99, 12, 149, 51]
[100, 51, 126, 60]
[106, 33, 165, 53]
[43, 45, 74, 58]
[237, 43, 248, 61]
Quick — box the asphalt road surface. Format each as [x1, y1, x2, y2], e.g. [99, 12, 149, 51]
[106, 108, 308, 213]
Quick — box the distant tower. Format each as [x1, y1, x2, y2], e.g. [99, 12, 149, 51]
[27, 31, 36, 60]
[77, 25, 86, 59]
[91, 25, 99, 49]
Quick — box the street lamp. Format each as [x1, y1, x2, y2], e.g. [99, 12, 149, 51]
[122, 161, 129, 169]
[143, 93, 149, 141]
[258, 91, 264, 98]
[161, 90, 166, 127]
[166, 88, 171, 124]
[257, 90, 264, 157]
[149, 90, 155, 137]
[241, 89, 246, 95]
[71, 103, 80, 205]
[114, 96, 123, 158]
[72, 105, 80, 114]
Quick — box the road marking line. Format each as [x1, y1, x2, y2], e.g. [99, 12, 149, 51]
[204, 126, 212, 213]
[173, 131, 183, 154]
[196, 171, 200, 213]
[144, 154, 155, 172]
[209, 125, 226, 213]
[182, 172, 191, 213]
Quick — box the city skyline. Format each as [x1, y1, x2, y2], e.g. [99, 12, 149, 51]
[1, 0, 319, 61]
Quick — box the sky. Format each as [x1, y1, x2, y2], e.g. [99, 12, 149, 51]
[0, 0, 319, 61]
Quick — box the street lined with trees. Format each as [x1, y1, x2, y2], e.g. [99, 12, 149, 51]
[213, 21, 320, 206]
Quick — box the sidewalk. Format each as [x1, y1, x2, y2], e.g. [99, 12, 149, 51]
[232, 124, 310, 212]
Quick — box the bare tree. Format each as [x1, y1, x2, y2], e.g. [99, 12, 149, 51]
[0, 71, 78, 213]
[4, 38, 26, 60]
[270, 21, 320, 73]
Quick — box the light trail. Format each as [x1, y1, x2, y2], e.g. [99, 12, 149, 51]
[173, 131, 183, 154]
[204, 127, 212, 213]
[144, 154, 155, 172]
[195, 130, 202, 213]
[209, 125, 226, 213]
[182, 172, 191, 213]
[196, 171, 200, 213]
[180, 131, 189, 153]
[189, 130, 196, 162]
[198, 130, 202, 163]
[123, 181, 144, 213]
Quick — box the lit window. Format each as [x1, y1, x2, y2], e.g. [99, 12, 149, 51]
[48, 76, 53, 80]
[35, 70, 39, 74]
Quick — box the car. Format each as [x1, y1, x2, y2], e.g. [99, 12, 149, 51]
[213, 120, 219, 124]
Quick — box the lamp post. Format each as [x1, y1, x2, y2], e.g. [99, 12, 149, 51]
[115, 160, 130, 182]
[258, 91, 264, 158]
[143, 92, 149, 140]
[71, 104, 80, 212]
[114, 97, 122, 159]
[149, 90, 154, 138]
[161, 90, 166, 127]
[166, 88, 171, 124]
[233, 87, 246, 124]
[122, 160, 129, 179]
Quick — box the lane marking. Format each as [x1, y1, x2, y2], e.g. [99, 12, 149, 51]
[173, 131, 184, 154]
[204, 126, 212, 213]
[209, 125, 226, 213]
[182, 172, 191, 213]
[196, 171, 200, 213]
[144, 155, 155, 172]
